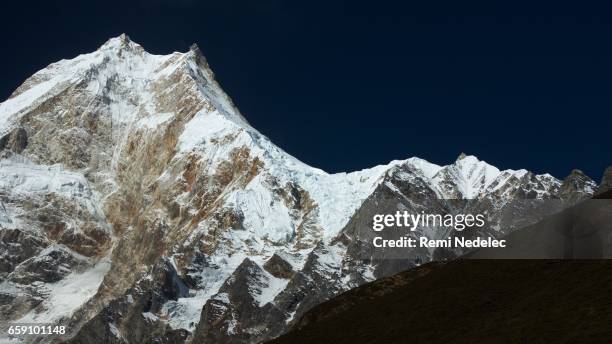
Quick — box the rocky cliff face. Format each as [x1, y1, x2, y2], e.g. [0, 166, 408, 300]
[0, 35, 599, 343]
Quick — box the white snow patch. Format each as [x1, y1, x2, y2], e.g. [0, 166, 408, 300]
[0, 159, 93, 198]
[17, 257, 110, 323]
[142, 312, 159, 323]
[136, 112, 174, 129]
[161, 249, 247, 331]
[253, 269, 291, 307]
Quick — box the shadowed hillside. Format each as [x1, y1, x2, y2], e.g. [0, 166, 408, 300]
[269, 259, 612, 344]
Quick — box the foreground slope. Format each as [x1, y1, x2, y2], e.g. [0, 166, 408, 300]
[270, 260, 612, 344]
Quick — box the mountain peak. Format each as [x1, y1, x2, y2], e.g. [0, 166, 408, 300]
[457, 152, 468, 161]
[567, 169, 587, 178]
[560, 168, 596, 198]
[99, 33, 144, 54]
[101, 33, 130, 47]
[454, 153, 486, 168]
[454, 153, 484, 166]
[189, 42, 202, 54]
[188, 42, 208, 66]
[117, 32, 131, 43]
[597, 166, 612, 194]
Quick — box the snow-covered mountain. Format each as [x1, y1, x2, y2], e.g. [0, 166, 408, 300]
[0, 35, 598, 343]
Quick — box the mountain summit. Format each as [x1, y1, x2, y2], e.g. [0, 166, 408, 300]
[0, 36, 598, 343]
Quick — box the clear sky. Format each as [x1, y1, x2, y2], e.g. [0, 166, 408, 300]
[1, 0, 610, 180]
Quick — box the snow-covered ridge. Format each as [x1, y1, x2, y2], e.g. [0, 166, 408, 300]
[175, 106, 562, 241]
[427, 154, 534, 199]
[0, 34, 565, 240]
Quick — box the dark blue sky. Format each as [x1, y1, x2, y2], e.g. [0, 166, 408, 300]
[1, 1, 610, 180]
